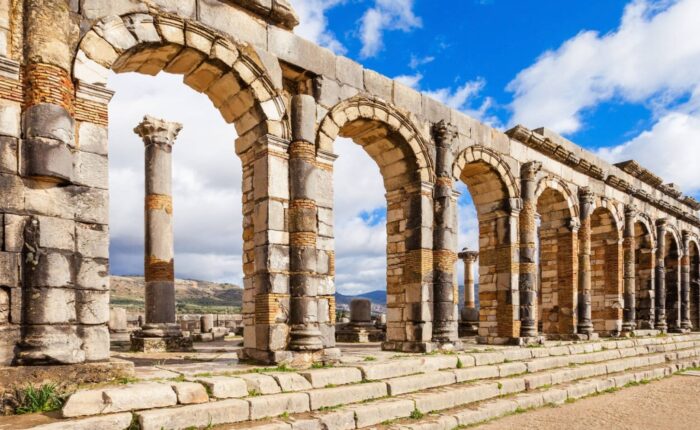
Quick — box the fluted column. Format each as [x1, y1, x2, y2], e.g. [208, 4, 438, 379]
[519, 161, 542, 338]
[681, 232, 693, 331]
[655, 219, 668, 332]
[134, 116, 182, 339]
[622, 205, 637, 333]
[458, 250, 479, 337]
[288, 95, 323, 351]
[577, 187, 595, 335]
[432, 121, 459, 344]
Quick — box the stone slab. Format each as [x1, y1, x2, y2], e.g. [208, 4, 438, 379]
[307, 381, 387, 410]
[30, 413, 133, 430]
[298, 367, 363, 388]
[137, 398, 249, 430]
[248, 392, 310, 420]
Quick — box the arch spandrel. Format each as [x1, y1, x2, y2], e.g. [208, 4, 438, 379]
[73, 12, 289, 148]
[452, 145, 520, 201]
[534, 176, 580, 219]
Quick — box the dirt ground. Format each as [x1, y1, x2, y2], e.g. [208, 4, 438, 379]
[474, 374, 700, 430]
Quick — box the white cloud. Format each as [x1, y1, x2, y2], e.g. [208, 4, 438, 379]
[409, 54, 434, 69]
[508, 0, 700, 134]
[394, 73, 423, 89]
[290, 0, 346, 54]
[359, 0, 422, 58]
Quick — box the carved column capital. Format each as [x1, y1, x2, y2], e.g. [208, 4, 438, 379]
[432, 120, 458, 147]
[624, 204, 639, 219]
[520, 161, 542, 182]
[458, 249, 479, 263]
[568, 217, 581, 232]
[579, 187, 595, 205]
[134, 115, 183, 147]
[656, 218, 668, 229]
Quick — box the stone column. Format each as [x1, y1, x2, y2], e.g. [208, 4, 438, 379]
[681, 232, 693, 331]
[577, 187, 595, 335]
[432, 121, 459, 345]
[132, 116, 190, 352]
[622, 205, 637, 333]
[288, 95, 323, 351]
[655, 219, 668, 332]
[458, 250, 479, 337]
[519, 161, 542, 338]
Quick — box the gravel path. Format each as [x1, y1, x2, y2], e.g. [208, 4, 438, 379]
[474, 374, 700, 430]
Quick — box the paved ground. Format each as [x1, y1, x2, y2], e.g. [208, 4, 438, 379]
[474, 373, 700, 430]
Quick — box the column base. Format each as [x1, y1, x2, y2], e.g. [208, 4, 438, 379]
[109, 332, 131, 351]
[239, 347, 341, 367]
[130, 335, 194, 353]
[336, 326, 385, 343]
[381, 340, 464, 353]
[477, 335, 546, 346]
[458, 321, 479, 337]
[631, 329, 661, 337]
[668, 327, 690, 334]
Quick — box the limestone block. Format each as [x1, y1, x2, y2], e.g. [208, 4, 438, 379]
[82, 0, 147, 20]
[137, 398, 249, 430]
[74, 50, 109, 85]
[75, 290, 109, 324]
[268, 26, 336, 78]
[238, 373, 282, 394]
[75, 151, 108, 189]
[23, 185, 72, 220]
[422, 94, 451, 123]
[79, 31, 118, 69]
[267, 372, 312, 392]
[314, 76, 340, 109]
[77, 122, 108, 155]
[74, 188, 109, 225]
[452, 365, 499, 383]
[199, 0, 268, 49]
[89, 382, 177, 414]
[498, 362, 527, 377]
[124, 14, 160, 43]
[31, 413, 133, 430]
[386, 371, 456, 396]
[336, 56, 363, 89]
[93, 15, 139, 52]
[0, 252, 18, 287]
[76, 258, 109, 291]
[76, 223, 108, 259]
[421, 355, 459, 371]
[313, 410, 355, 430]
[36, 216, 75, 251]
[566, 380, 598, 399]
[19, 325, 85, 364]
[0, 135, 16, 174]
[359, 358, 424, 380]
[248, 392, 310, 420]
[26, 251, 73, 289]
[0, 99, 20, 138]
[363, 69, 393, 101]
[298, 367, 362, 389]
[22, 138, 74, 182]
[502, 348, 534, 362]
[412, 383, 500, 413]
[393, 81, 422, 114]
[349, 398, 414, 428]
[252, 47, 283, 89]
[149, 0, 196, 18]
[108, 307, 127, 332]
[171, 382, 209, 404]
[472, 351, 506, 366]
[307, 382, 387, 410]
[498, 377, 526, 395]
[79, 324, 110, 361]
[0, 174, 22, 211]
[195, 376, 248, 398]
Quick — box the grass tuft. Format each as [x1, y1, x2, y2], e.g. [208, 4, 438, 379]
[410, 408, 424, 419]
[16, 384, 64, 415]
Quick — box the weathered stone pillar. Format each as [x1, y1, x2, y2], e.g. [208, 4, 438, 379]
[432, 121, 459, 345]
[622, 205, 637, 333]
[655, 219, 668, 332]
[681, 232, 693, 331]
[132, 116, 191, 352]
[577, 187, 595, 335]
[458, 250, 479, 337]
[288, 95, 323, 352]
[519, 161, 542, 338]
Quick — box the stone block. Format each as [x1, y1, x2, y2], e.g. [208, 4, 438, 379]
[422, 355, 459, 371]
[77, 122, 108, 155]
[31, 413, 133, 430]
[307, 381, 387, 410]
[76, 258, 109, 290]
[74, 50, 109, 85]
[24, 185, 74, 220]
[359, 358, 424, 380]
[0, 173, 22, 211]
[498, 362, 527, 377]
[248, 392, 310, 420]
[268, 26, 335, 78]
[199, 0, 267, 49]
[411, 383, 500, 413]
[23, 103, 74, 146]
[238, 373, 282, 394]
[0, 98, 20, 138]
[336, 56, 363, 89]
[195, 376, 248, 398]
[22, 138, 73, 182]
[74, 187, 109, 225]
[17, 324, 84, 364]
[75, 151, 108, 189]
[79, 324, 110, 361]
[498, 377, 526, 395]
[298, 367, 362, 389]
[100, 382, 178, 413]
[81, 0, 148, 21]
[171, 382, 209, 404]
[393, 80, 422, 114]
[26, 251, 72, 288]
[386, 371, 456, 396]
[0, 136, 17, 173]
[0, 251, 19, 287]
[452, 365, 499, 383]
[364, 69, 393, 101]
[3, 214, 24, 252]
[76, 223, 108, 259]
[472, 351, 506, 366]
[349, 398, 414, 428]
[136, 398, 249, 430]
[313, 410, 355, 430]
[24, 286, 75, 324]
[75, 290, 109, 324]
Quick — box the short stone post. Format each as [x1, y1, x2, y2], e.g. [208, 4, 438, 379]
[622, 205, 637, 333]
[655, 219, 668, 332]
[131, 115, 191, 352]
[336, 298, 383, 342]
[200, 314, 214, 333]
[432, 121, 459, 345]
[519, 161, 542, 338]
[288, 95, 323, 352]
[681, 232, 693, 331]
[577, 187, 595, 336]
[458, 250, 479, 337]
[108, 308, 130, 348]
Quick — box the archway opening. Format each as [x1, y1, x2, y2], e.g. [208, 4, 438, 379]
[536, 188, 576, 336]
[665, 233, 681, 330]
[633, 221, 655, 329]
[458, 159, 515, 340]
[690, 241, 700, 330]
[590, 207, 622, 335]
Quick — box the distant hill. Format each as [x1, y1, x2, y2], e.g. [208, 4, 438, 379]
[110, 276, 243, 314]
[335, 290, 387, 306]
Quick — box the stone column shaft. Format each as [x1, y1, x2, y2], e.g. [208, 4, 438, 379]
[681, 233, 692, 330]
[577, 188, 595, 335]
[519, 161, 542, 338]
[622, 206, 637, 332]
[432, 121, 458, 344]
[134, 116, 182, 336]
[288, 95, 323, 351]
[655, 219, 668, 332]
[458, 250, 479, 336]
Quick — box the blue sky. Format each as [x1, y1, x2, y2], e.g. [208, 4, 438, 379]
[107, 0, 700, 295]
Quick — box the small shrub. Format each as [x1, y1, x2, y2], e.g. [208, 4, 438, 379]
[410, 408, 424, 419]
[16, 384, 64, 415]
[456, 358, 463, 369]
[363, 356, 377, 362]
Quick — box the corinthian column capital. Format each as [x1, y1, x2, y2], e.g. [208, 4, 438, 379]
[134, 115, 183, 147]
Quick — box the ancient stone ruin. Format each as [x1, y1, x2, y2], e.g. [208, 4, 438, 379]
[0, 0, 699, 386]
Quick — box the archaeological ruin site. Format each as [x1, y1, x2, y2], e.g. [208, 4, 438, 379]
[1, 0, 700, 429]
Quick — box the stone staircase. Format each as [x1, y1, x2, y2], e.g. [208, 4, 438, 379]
[29, 334, 700, 430]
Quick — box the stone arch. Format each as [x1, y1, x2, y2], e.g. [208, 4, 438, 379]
[634, 212, 657, 250]
[316, 96, 436, 348]
[663, 229, 682, 330]
[590, 206, 623, 335]
[633, 219, 655, 329]
[453, 146, 519, 341]
[73, 13, 289, 148]
[535, 185, 578, 336]
[534, 177, 579, 219]
[688, 238, 700, 330]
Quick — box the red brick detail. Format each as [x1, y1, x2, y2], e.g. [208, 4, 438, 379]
[0, 75, 23, 103]
[74, 98, 108, 126]
[23, 63, 74, 113]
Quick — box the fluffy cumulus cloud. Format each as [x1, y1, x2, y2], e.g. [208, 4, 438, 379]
[290, 0, 347, 54]
[359, 0, 422, 58]
[508, 0, 700, 134]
